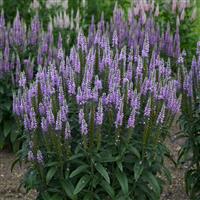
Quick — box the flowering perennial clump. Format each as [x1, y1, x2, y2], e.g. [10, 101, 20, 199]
[14, 5, 183, 141]
[0, 0, 199, 199]
[5, 1, 200, 199]
[12, 8, 183, 197]
[14, 6, 181, 169]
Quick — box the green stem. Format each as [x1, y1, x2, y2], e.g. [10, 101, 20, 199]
[89, 103, 95, 148]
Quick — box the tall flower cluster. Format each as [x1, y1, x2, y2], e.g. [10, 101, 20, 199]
[14, 7, 181, 161]
[0, 11, 66, 82]
[181, 43, 200, 99]
[0, 3, 182, 81]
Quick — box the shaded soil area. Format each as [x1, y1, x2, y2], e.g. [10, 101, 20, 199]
[0, 150, 36, 200]
[160, 123, 189, 200]
[0, 124, 189, 200]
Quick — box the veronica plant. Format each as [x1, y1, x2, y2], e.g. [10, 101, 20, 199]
[14, 10, 181, 199]
[177, 42, 200, 200]
[0, 11, 66, 150]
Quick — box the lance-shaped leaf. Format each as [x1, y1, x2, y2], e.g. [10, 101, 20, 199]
[73, 175, 90, 195]
[95, 163, 110, 184]
[116, 169, 129, 195]
[46, 167, 57, 184]
[69, 164, 89, 178]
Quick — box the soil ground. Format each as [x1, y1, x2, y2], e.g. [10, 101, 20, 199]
[0, 123, 189, 200]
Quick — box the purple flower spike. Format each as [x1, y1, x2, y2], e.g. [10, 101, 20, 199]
[24, 114, 31, 130]
[127, 108, 136, 128]
[112, 30, 118, 47]
[81, 119, 88, 135]
[136, 56, 143, 80]
[19, 72, 26, 88]
[95, 75, 102, 90]
[30, 107, 37, 130]
[36, 150, 44, 165]
[115, 99, 124, 128]
[142, 33, 149, 57]
[41, 117, 48, 132]
[61, 103, 68, 122]
[79, 109, 84, 124]
[144, 98, 151, 117]
[65, 122, 71, 140]
[156, 104, 165, 124]
[55, 110, 62, 131]
[47, 107, 55, 125]
[30, 14, 40, 45]
[28, 151, 34, 161]
[77, 29, 87, 53]
[96, 98, 103, 125]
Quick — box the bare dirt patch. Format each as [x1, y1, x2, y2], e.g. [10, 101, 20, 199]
[161, 123, 189, 200]
[0, 150, 36, 200]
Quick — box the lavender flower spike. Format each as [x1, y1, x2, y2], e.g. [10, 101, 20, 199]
[144, 98, 151, 117]
[156, 104, 165, 124]
[127, 108, 136, 128]
[79, 109, 84, 124]
[64, 121, 71, 139]
[81, 119, 88, 135]
[96, 98, 103, 125]
[19, 71, 26, 88]
[36, 150, 44, 165]
[28, 151, 34, 161]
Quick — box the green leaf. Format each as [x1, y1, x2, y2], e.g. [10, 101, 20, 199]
[10, 127, 18, 143]
[83, 193, 93, 200]
[69, 153, 84, 161]
[3, 121, 12, 137]
[0, 133, 5, 150]
[100, 152, 117, 162]
[91, 175, 101, 188]
[45, 161, 59, 167]
[129, 146, 140, 159]
[95, 163, 110, 184]
[100, 180, 115, 198]
[117, 161, 123, 172]
[134, 162, 143, 181]
[69, 165, 89, 178]
[50, 194, 63, 200]
[3, 102, 11, 111]
[73, 175, 90, 195]
[46, 167, 57, 184]
[11, 158, 20, 172]
[142, 172, 161, 196]
[138, 184, 158, 200]
[116, 169, 129, 195]
[41, 192, 51, 200]
[60, 179, 75, 199]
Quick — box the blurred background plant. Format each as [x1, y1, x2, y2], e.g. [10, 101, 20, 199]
[177, 41, 200, 200]
[155, 0, 200, 61]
